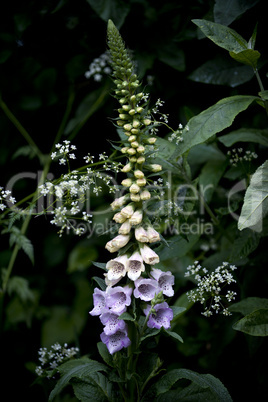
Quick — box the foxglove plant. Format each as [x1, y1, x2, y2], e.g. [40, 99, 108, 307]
[88, 21, 177, 362]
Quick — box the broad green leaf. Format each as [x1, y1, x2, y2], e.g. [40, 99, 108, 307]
[141, 328, 161, 342]
[199, 159, 228, 203]
[229, 229, 260, 261]
[213, 0, 260, 26]
[229, 49, 260, 69]
[192, 19, 247, 53]
[164, 329, 183, 343]
[170, 305, 186, 319]
[118, 312, 135, 321]
[232, 309, 268, 336]
[155, 234, 200, 261]
[259, 90, 268, 101]
[229, 297, 268, 316]
[218, 128, 268, 147]
[157, 43, 185, 72]
[72, 372, 116, 402]
[189, 58, 254, 88]
[49, 358, 107, 401]
[97, 342, 114, 367]
[155, 368, 232, 402]
[92, 276, 107, 291]
[86, 0, 130, 28]
[238, 160, 268, 231]
[174, 95, 257, 157]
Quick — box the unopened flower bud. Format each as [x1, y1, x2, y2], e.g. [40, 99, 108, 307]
[121, 203, 135, 218]
[132, 119, 140, 128]
[139, 243, 159, 265]
[127, 148, 136, 155]
[134, 170, 144, 179]
[136, 178, 146, 187]
[146, 137, 157, 144]
[124, 123, 132, 131]
[140, 190, 151, 200]
[137, 145, 145, 154]
[128, 135, 136, 142]
[105, 234, 131, 253]
[119, 113, 129, 120]
[119, 219, 132, 235]
[129, 156, 137, 163]
[131, 128, 140, 134]
[143, 118, 151, 126]
[113, 212, 127, 223]
[130, 95, 136, 102]
[110, 194, 129, 210]
[121, 163, 132, 173]
[146, 226, 161, 243]
[121, 147, 129, 154]
[129, 209, 143, 225]
[136, 106, 143, 113]
[122, 105, 131, 111]
[135, 226, 149, 243]
[137, 156, 146, 164]
[117, 120, 125, 126]
[148, 164, 162, 172]
[130, 193, 140, 202]
[130, 183, 140, 194]
[129, 109, 136, 115]
[130, 141, 139, 148]
[121, 178, 132, 187]
[119, 98, 127, 104]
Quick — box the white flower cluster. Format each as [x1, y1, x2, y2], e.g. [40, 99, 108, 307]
[35, 342, 79, 377]
[51, 140, 77, 165]
[84, 51, 112, 82]
[227, 148, 258, 167]
[185, 261, 237, 317]
[168, 123, 189, 145]
[39, 142, 124, 236]
[0, 187, 16, 211]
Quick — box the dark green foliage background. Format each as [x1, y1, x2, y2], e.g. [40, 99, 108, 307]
[0, 0, 267, 400]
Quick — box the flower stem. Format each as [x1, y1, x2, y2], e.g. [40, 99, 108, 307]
[0, 89, 75, 334]
[0, 96, 43, 161]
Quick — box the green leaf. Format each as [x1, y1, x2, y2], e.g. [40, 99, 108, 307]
[229, 297, 268, 316]
[175, 95, 257, 157]
[97, 342, 114, 367]
[9, 227, 34, 264]
[218, 128, 268, 147]
[155, 234, 200, 261]
[92, 261, 107, 270]
[157, 43, 185, 72]
[164, 329, 183, 343]
[238, 160, 268, 231]
[86, 0, 130, 28]
[141, 328, 161, 342]
[6, 276, 35, 302]
[72, 372, 116, 402]
[118, 312, 135, 321]
[229, 49, 260, 69]
[92, 276, 107, 291]
[170, 305, 187, 319]
[259, 90, 268, 101]
[232, 309, 268, 336]
[213, 0, 260, 26]
[192, 19, 247, 53]
[49, 358, 107, 401]
[229, 229, 260, 261]
[155, 368, 232, 402]
[199, 159, 228, 203]
[189, 58, 254, 88]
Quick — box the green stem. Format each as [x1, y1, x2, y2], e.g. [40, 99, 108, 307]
[0, 89, 75, 333]
[254, 68, 268, 117]
[0, 96, 43, 161]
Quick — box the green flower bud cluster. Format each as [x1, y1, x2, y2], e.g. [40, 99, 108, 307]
[106, 20, 163, 255]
